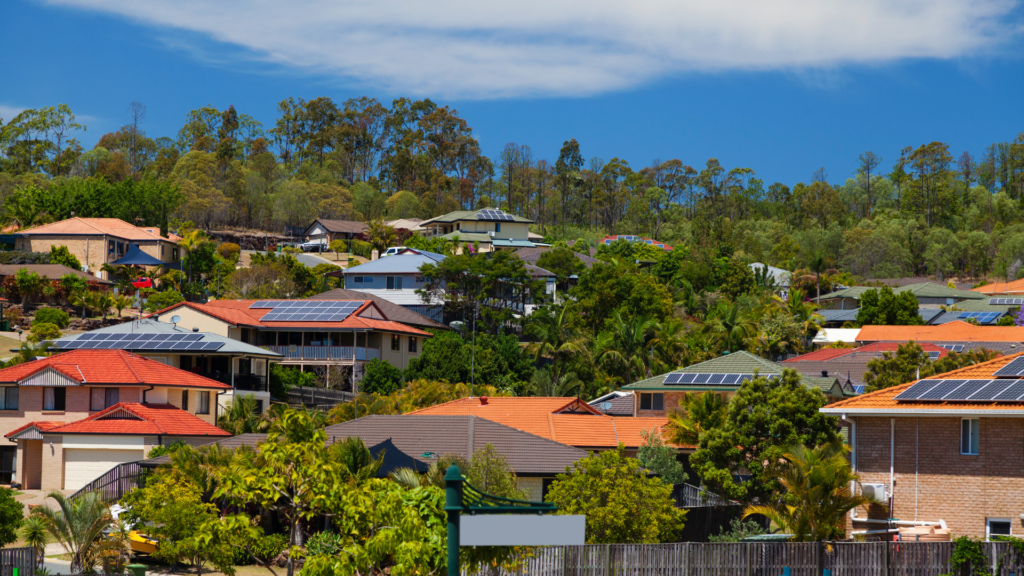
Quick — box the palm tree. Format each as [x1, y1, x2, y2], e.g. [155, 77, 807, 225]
[389, 467, 424, 489]
[666, 391, 728, 446]
[329, 436, 383, 482]
[217, 394, 267, 435]
[787, 288, 825, 342]
[798, 252, 836, 305]
[178, 228, 208, 283]
[112, 294, 134, 317]
[743, 441, 881, 542]
[526, 303, 588, 383]
[530, 368, 582, 397]
[596, 310, 659, 384]
[364, 219, 398, 254]
[707, 302, 755, 353]
[5, 341, 53, 367]
[2, 194, 51, 231]
[34, 491, 112, 573]
[649, 317, 690, 374]
[20, 515, 48, 570]
[93, 292, 115, 320]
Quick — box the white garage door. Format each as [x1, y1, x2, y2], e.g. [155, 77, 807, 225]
[63, 449, 145, 490]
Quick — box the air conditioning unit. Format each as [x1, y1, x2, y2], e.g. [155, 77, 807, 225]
[862, 483, 887, 502]
[488, 231, 496, 237]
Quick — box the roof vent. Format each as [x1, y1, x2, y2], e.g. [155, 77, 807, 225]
[479, 396, 489, 405]
[821, 370, 829, 377]
[192, 327, 199, 332]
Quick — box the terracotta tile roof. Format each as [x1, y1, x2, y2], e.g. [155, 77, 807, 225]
[405, 396, 673, 449]
[0, 350, 230, 389]
[154, 300, 432, 337]
[785, 343, 950, 364]
[856, 322, 1024, 343]
[971, 279, 1024, 295]
[821, 352, 1024, 414]
[783, 348, 858, 362]
[44, 403, 230, 436]
[5, 421, 64, 438]
[16, 218, 177, 243]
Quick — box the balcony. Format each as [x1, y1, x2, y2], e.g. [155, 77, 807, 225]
[192, 371, 268, 393]
[266, 346, 381, 362]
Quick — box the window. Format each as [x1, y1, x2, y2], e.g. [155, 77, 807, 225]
[0, 388, 17, 410]
[108, 240, 115, 254]
[161, 244, 165, 256]
[961, 418, 980, 455]
[409, 337, 417, 353]
[198, 391, 210, 415]
[639, 392, 664, 411]
[181, 390, 189, 411]
[354, 276, 364, 283]
[391, 334, 401, 351]
[90, 388, 119, 411]
[241, 329, 250, 344]
[386, 276, 404, 290]
[43, 387, 66, 411]
[495, 222, 501, 233]
[239, 359, 251, 375]
[987, 518, 1012, 540]
[172, 247, 179, 260]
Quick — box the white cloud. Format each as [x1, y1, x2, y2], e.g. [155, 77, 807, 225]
[0, 105, 28, 122]
[44, 0, 1021, 99]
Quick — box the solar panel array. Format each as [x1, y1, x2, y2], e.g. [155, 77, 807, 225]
[994, 356, 1024, 377]
[476, 209, 514, 221]
[990, 298, 1024, 305]
[663, 373, 780, 385]
[926, 351, 941, 359]
[958, 311, 1001, 323]
[939, 344, 966, 352]
[852, 385, 867, 395]
[895, 379, 1024, 402]
[249, 300, 362, 322]
[55, 332, 224, 351]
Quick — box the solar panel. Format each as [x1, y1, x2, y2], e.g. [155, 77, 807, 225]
[995, 357, 1024, 377]
[990, 298, 1024, 305]
[969, 380, 1015, 400]
[917, 380, 967, 400]
[722, 374, 741, 384]
[927, 352, 940, 359]
[894, 379, 942, 400]
[691, 374, 710, 384]
[994, 380, 1024, 401]
[943, 380, 991, 401]
[852, 385, 866, 394]
[663, 373, 682, 384]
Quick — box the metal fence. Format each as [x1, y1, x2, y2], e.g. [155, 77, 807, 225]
[287, 386, 355, 409]
[67, 460, 148, 504]
[463, 542, 1024, 575]
[672, 483, 738, 508]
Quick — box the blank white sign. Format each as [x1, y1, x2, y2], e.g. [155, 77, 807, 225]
[460, 515, 586, 546]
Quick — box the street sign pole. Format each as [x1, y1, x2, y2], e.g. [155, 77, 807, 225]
[444, 464, 583, 576]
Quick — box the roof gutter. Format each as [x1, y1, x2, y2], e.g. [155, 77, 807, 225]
[822, 407, 1024, 417]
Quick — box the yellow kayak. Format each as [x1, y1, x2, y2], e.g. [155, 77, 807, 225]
[129, 531, 158, 555]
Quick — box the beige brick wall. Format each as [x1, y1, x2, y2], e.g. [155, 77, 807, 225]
[19, 235, 178, 277]
[40, 437, 62, 491]
[165, 389, 217, 425]
[20, 439, 42, 490]
[634, 390, 736, 417]
[851, 416, 1024, 539]
[379, 333, 421, 370]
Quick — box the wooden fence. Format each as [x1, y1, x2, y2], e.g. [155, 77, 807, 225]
[0, 547, 35, 576]
[464, 541, 1024, 575]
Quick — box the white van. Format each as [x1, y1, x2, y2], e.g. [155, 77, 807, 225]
[381, 246, 407, 257]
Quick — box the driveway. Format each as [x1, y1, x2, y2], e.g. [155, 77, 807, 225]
[240, 251, 343, 269]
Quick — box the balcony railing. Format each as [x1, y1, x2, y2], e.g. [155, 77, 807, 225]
[266, 345, 381, 362]
[233, 374, 268, 392]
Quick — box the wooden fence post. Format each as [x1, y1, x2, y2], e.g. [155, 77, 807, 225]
[746, 542, 753, 576]
[883, 541, 889, 576]
[684, 542, 690, 576]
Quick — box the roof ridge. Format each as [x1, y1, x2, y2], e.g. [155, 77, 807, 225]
[118, 350, 143, 382]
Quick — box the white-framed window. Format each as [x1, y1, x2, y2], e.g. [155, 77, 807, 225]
[987, 518, 1012, 540]
[961, 418, 980, 455]
[198, 391, 210, 415]
[639, 392, 664, 411]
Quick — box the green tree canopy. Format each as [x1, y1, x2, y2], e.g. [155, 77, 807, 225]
[856, 286, 924, 326]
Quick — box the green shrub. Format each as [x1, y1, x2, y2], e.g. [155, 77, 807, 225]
[0, 488, 22, 546]
[351, 240, 373, 259]
[360, 358, 403, 395]
[49, 246, 82, 270]
[143, 289, 184, 312]
[146, 440, 188, 459]
[249, 532, 288, 563]
[269, 364, 317, 399]
[33, 307, 70, 329]
[217, 243, 241, 262]
[28, 322, 61, 343]
[305, 531, 343, 557]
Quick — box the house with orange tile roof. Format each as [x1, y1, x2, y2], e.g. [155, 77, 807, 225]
[820, 351, 1024, 540]
[0, 350, 230, 491]
[13, 217, 180, 279]
[151, 299, 433, 384]
[971, 278, 1024, 296]
[856, 321, 1024, 355]
[405, 396, 674, 454]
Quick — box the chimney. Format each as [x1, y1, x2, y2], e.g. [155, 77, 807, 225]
[371, 249, 379, 261]
[479, 396, 489, 405]
[821, 370, 829, 377]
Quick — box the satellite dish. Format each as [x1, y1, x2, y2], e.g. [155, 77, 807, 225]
[599, 402, 613, 411]
[170, 315, 181, 325]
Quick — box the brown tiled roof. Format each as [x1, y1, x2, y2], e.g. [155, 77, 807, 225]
[325, 415, 587, 475]
[857, 322, 1024, 343]
[312, 220, 368, 234]
[971, 278, 1024, 296]
[821, 352, 1024, 415]
[305, 289, 446, 330]
[0, 264, 112, 284]
[16, 218, 177, 243]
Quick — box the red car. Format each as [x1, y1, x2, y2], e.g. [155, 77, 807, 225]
[131, 277, 152, 289]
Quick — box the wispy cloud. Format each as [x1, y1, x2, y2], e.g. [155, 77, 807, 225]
[44, 0, 1022, 99]
[0, 105, 28, 122]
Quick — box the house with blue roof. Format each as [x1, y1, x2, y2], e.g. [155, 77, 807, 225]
[336, 249, 447, 322]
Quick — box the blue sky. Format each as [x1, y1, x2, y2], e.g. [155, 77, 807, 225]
[3, 0, 1024, 186]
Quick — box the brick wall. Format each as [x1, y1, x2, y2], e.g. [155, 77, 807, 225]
[21, 236, 177, 276]
[20, 439, 41, 489]
[40, 437, 62, 491]
[635, 390, 736, 417]
[852, 416, 1024, 539]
